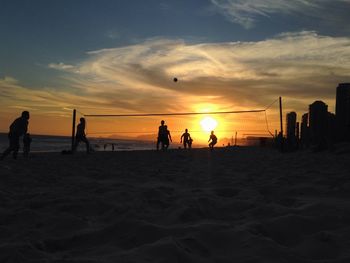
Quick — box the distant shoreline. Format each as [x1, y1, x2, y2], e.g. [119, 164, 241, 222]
[0, 145, 253, 156]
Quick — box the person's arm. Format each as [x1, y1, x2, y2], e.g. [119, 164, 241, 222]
[169, 132, 172, 142]
[24, 122, 28, 134]
[180, 133, 183, 143]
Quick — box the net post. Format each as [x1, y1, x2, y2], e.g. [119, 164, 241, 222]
[279, 97, 284, 151]
[71, 109, 76, 151]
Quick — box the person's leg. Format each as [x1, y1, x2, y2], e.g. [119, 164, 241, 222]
[73, 137, 81, 152]
[82, 137, 90, 153]
[163, 138, 169, 150]
[1, 146, 12, 160]
[156, 138, 160, 150]
[12, 140, 20, 159]
[166, 138, 170, 149]
[183, 141, 187, 149]
[1, 134, 17, 160]
[23, 147, 28, 157]
[1, 145, 13, 160]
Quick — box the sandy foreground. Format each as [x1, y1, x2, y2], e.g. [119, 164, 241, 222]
[1, 147, 350, 263]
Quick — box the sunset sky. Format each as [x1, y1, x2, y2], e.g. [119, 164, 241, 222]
[1, 0, 350, 142]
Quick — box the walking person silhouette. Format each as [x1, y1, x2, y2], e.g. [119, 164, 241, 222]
[73, 117, 90, 153]
[208, 130, 217, 151]
[1, 111, 30, 160]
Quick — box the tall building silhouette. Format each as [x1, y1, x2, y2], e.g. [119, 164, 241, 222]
[286, 111, 297, 141]
[296, 122, 300, 141]
[309, 101, 328, 145]
[328, 112, 336, 144]
[300, 113, 309, 147]
[336, 83, 350, 141]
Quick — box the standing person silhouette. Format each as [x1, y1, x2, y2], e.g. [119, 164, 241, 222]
[157, 120, 167, 150]
[180, 129, 192, 149]
[208, 130, 217, 151]
[1, 111, 30, 160]
[73, 117, 90, 153]
[163, 125, 172, 150]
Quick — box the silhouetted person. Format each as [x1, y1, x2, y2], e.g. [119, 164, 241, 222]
[208, 130, 217, 151]
[73, 117, 90, 153]
[157, 120, 167, 150]
[23, 133, 32, 157]
[1, 111, 30, 160]
[180, 129, 192, 149]
[112, 143, 115, 151]
[163, 125, 172, 150]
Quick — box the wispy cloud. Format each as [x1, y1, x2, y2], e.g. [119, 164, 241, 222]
[210, 0, 350, 28]
[48, 62, 75, 71]
[70, 31, 350, 112]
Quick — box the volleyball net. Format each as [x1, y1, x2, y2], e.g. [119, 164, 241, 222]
[73, 99, 280, 148]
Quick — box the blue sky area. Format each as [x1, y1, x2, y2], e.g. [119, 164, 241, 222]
[1, 0, 349, 87]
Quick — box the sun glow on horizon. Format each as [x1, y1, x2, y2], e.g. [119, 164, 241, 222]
[200, 116, 218, 132]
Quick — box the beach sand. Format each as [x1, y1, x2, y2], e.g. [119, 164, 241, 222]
[1, 147, 350, 262]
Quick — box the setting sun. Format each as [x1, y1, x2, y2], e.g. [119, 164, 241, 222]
[200, 116, 218, 132]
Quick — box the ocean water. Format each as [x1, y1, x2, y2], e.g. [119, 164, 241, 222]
[0, 133, 267, 153]
[0, 133, 163, 152]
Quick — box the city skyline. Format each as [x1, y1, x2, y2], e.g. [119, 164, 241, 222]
[1, 0, 350, 139]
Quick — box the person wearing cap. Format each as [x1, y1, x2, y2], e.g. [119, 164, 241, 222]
[1, 111, 30, 160]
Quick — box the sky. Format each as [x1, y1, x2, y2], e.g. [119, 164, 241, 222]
[1, 0, 350, 141]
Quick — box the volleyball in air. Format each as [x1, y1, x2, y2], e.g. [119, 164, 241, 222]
[173, 77, 178, 82]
